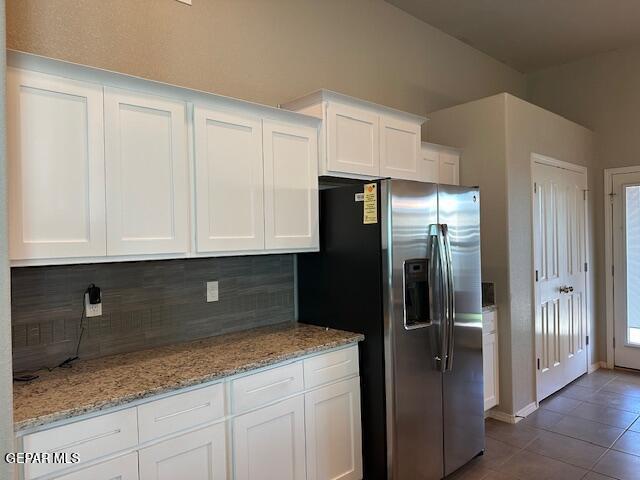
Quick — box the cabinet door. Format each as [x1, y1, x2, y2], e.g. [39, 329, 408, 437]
[263, 120, 319, 250]
[483, 332, 499, 411]
[380, 116, 421, 180]
[326, 103, 379, 177]
[52, 453, 138, 480]
[439, 151, 460, 186]
[7, 69, 106, 260]
[194, 107, 264, 252]
[104, 88, 189, 256]
[305, 378, 363, 480]
[139, 423, 227, 480]
[420, 144, 440, 183]
[233, 396, 306, 480]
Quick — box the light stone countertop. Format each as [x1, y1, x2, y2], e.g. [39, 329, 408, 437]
[13, 323, 364, 432]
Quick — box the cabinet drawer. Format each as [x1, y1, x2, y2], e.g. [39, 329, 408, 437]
[304, 346, 359, 389]
[483, 309, 497, 334]
[23, 408, 138, 479]
[138, 383, 224, 443]
[231, 361, 304, 413]
[51, 452, 138, 480]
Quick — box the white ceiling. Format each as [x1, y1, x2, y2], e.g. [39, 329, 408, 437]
[386, 0, 640, 72]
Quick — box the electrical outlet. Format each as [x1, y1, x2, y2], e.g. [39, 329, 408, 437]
[207, 281, 219, 302]
[85, 293, 102, 317]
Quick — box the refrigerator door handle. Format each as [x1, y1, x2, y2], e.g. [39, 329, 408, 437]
[431, 224, 449, 372]
[442, 224, 456, 371]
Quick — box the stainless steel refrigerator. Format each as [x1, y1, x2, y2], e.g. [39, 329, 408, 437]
[298, 179, 484, 480]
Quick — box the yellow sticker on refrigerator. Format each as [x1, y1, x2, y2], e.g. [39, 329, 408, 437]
[363, 183, 378, 224]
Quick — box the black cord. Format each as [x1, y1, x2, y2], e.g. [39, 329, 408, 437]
[13, 288, 89, 382]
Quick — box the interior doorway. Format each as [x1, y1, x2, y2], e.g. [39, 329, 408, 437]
[532, 154, 589, 401]
[608, 168, 640, 370]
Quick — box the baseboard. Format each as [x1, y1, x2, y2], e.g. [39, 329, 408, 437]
[589, 361, 609, 373]
[485, 402, 538, 424]
[486, 409, 517, 424]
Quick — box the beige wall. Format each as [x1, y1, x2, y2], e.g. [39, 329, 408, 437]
[6, 0, 525, 127]
[526, 46, 640, 363]
[505, 95, 597, 412]
[426, 94, 596, 415]
[424, 95, 514, 410]
[1, 0, 15, 475]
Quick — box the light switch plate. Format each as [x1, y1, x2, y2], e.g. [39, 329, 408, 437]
[207, 281, 219, 302]
[85, 293, 102, 317]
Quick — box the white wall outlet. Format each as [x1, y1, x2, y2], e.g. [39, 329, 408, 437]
[85, 293, 102, 317]
[207, 281, 219, 302]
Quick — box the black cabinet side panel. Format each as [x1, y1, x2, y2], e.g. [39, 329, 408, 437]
[297, 182, 386, 480]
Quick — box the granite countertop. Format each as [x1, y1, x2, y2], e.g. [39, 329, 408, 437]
[13, 323, 364, 432]
[482, 304, 497, 313]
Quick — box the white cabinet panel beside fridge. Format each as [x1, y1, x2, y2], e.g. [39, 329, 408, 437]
[483, 307, 500, 411]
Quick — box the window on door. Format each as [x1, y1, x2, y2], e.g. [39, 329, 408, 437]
[625, 185, 640, 345]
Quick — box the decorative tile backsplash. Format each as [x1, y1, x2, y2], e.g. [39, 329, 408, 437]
[11, 255, 295, 372]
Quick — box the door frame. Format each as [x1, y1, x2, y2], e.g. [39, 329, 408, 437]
[531, 153, 590, 402]
[604, 166, 640, 368]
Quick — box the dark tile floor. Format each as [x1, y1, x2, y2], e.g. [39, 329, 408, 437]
[449, 368, 640, 480]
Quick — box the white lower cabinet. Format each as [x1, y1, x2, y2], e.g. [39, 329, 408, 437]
[305, 378, 363, 480]
[53, 453, 139, 480]
[233, 396, 307, 480]
[18, 346, 363, 480]
[139, 423, 227, 480]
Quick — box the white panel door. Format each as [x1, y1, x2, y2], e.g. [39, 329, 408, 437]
[53, 453, 138, 480]
[233, 396, 306, 480]
[104, 88, 189, 256]
[611, 170, 640, 370]
[7, 69, 106, 260]
[439, 151, 460, 185]
[305, 378, 363, 480]
[379, 116, 420, 180]
[326, 103, 379, 177]
[263, 120, 319, 250]
[563, 170, 588, 381]
[533, 161, 588, 400]
[194, 107, 264, 252]
[420, 144, 440, 183]
[139, 424, 227, 480]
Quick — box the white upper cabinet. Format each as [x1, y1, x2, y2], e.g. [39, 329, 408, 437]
[420, 142, 461, 185]
[263, 120, 319, 250]
[326, 103, 380, 177]
[104, 88, 189, 256]
[420, 143, 440, 183]
[7, 69, 106, 260]
[8, 54, 321, 265]
[379, 116, 420, 180]
[439, 150, 460, 186]
[194, 107, 265, 253]
[280, 90, 426, 180]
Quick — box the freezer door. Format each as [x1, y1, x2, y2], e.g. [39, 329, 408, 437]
[438, 184, 485, 476]
[384, 180, 444, 480]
